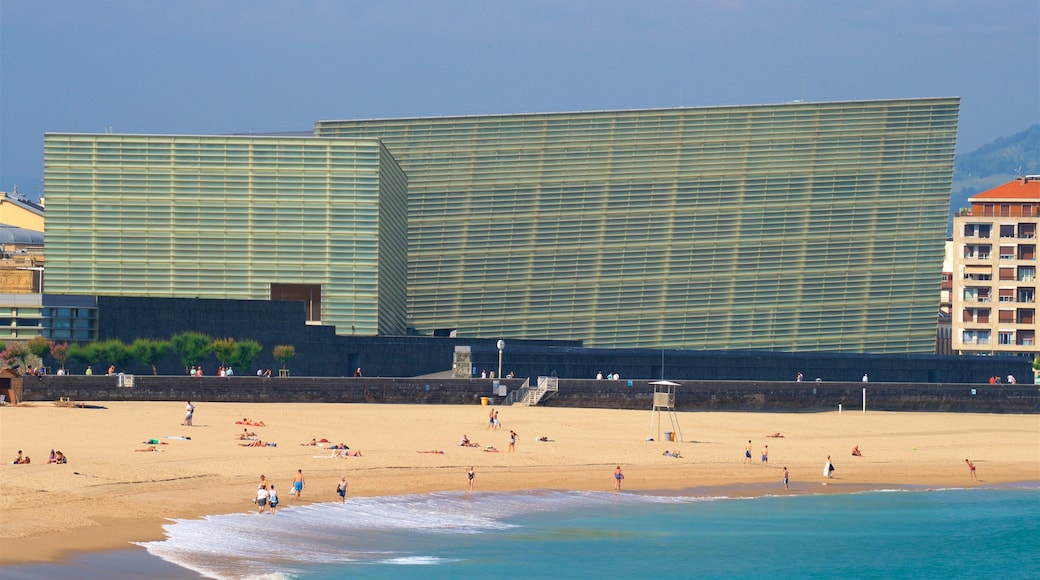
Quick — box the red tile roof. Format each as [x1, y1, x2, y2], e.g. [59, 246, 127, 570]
[970, 178, 1040, 201]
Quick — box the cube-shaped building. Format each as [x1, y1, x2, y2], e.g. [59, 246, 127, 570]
[43, 134, 409, 336]
[317, 98, 960, 352]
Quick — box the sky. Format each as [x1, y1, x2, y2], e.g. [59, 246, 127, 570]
[1, 0, 1038, 197]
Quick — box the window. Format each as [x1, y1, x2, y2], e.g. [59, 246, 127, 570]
[998, 332, 1014, 345]
[1019, 266, 1036, 282]
[1018, 288, 1035, 303]
[999, 288, 1014, 302]
[1000, 267, 1015, 280]
[999, 246, 1015, 259]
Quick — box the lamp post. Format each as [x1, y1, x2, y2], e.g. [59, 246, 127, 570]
[497, 340, 505, 380]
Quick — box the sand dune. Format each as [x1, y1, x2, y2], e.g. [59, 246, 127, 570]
[1, 401, 1037, 564]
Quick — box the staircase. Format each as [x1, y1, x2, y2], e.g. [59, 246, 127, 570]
[506, 376, 559, 406]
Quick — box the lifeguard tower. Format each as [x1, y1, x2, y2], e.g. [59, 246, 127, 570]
[648, 380, 683, 442]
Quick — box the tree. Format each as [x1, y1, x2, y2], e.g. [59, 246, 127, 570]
[69, 342, 103, 372]
[212, 338, 237, 367]
[27, 336, 52, 361]
[98, 339, 132, 371]
[50, 342, 71, 372]
[230, 339, 263, 373]
[131, 338, 171, 376]
[272, 345, 295, 373]
[170, 332, 212, 371]
[0, 343, 29, 370]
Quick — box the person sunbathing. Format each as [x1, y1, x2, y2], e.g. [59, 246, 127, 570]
[333, 449, 362, 457]
[54, 451, 67, 464]
[417, 450, 444, 454]
[663, 450, 682, 458]
[12, 450, 24, 464]
[238, 429, 258, 439]
[239, 440, 267, 447]
[48, 449, 57, 463]
[136, 445, 162, 452]
[537, 436, 554, 442]
[766, 433, 784, 438]
[851, 445, 863, 457]
[300, 438, 318, 446]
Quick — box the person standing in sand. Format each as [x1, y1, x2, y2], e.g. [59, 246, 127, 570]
[292, 469, 305, 499]
[488, 408, 495, 430]
[183, 401, 194, 426]
[614, 466, 624, 491]
[761, 445, 769, 464]
[823, 455, 834, 478]
[467, 466, 475, 492]
[744, 440, 752, 464]
[337, 476, 348, 503]
[966, 459, 977, 481]
[509, 430, 517, 452]
[783, 467, 789, 491]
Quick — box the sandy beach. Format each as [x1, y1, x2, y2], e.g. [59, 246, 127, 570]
[1, 401, 1037, 564]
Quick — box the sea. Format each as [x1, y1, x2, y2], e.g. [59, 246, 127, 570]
[6, 485, 1038, 580]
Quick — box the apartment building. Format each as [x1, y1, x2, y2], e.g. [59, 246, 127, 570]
[952, 176, 1039, 356]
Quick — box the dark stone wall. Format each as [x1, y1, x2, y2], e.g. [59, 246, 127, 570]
[21, 376, 1039, 413]
[61, 295, 1034, 385]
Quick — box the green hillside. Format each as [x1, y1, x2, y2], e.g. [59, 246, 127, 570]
[948, 124, 1039, 230]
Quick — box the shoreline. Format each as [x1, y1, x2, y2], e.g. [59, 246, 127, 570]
[5, 479, 1038, 569]
[3, 402, 1038, 565]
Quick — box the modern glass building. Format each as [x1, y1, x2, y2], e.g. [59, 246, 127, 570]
[317, 98, 960, 352]
[43, 134, 409, 336]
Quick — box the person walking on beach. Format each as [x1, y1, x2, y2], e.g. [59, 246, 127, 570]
[783, 467, 789, 491]
[183, 401, 195, 426]
[268, 484, 279, 514]
[614, 466, 624, 491]
[467, 466, 475, 492]
[744, 440, 752, 464]
[508, 430, 517, 452]
[966, 459, 977, 481]
[823, 455, 835, 478]
[761, 445, 769, 464]
[292, 469, 305, 499]
[488, 407, 495, 430]
[255, 485, 268, 514]
[337, 476, 348, 503]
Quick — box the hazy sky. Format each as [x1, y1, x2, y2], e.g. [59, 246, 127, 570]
[2, 0, 1038, 196]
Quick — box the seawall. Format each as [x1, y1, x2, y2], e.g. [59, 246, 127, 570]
[18, 376, 1040, 413]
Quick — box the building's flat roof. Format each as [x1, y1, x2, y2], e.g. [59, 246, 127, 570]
[316, 96, 961, 125]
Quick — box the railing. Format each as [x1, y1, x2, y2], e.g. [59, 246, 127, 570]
[503, 377, 531, 405]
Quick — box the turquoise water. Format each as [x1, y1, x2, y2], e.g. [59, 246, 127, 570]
[7, 487, 1038, 579]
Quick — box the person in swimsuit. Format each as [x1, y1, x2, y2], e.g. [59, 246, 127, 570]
[761, 445, 768, 464]
[292, 469, 305, 499]
[509, 430, 517, 452]
[744, 440, 752, 464]
[467, 466, 475, 492]
[783, 467, 789, 491]
[966, 459, 977, 481]
[614, 466, 624, 491]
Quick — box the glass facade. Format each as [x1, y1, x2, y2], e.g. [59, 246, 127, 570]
[317, 98, 960, 352]
[43, 134, 409, 336]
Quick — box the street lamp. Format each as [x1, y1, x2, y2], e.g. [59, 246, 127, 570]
[497, 340, 505, 380]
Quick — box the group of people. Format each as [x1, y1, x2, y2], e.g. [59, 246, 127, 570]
[11, 449, 66, 464]
[254, 470, 310, 513]
[487, 408, 502, 430]
[989, 374, 1016, 384]
[595, 371, 622, 380]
